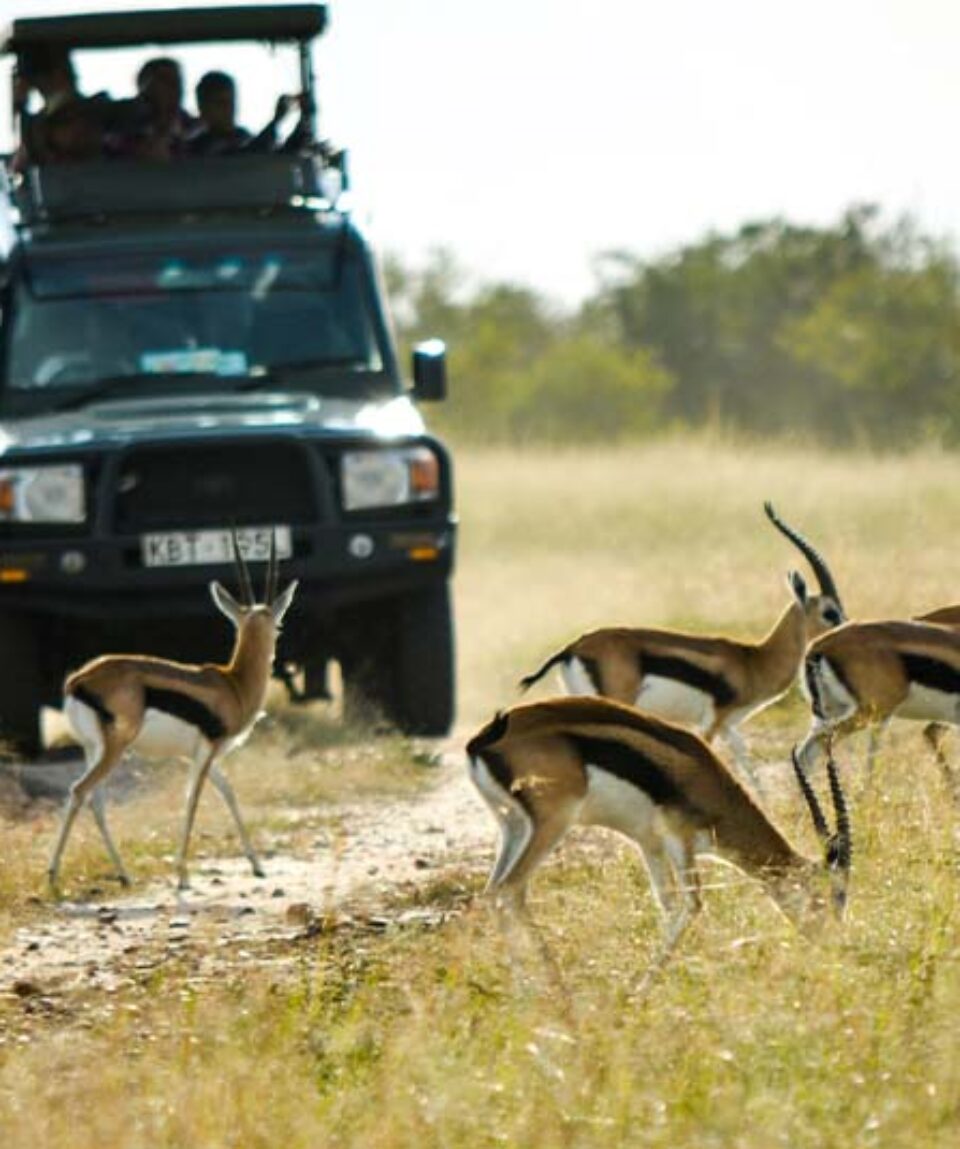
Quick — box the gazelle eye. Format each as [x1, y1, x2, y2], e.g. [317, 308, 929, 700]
[822, 606, 842, 626]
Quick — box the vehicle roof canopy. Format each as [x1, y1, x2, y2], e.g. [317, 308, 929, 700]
[1, 5, 327, 54]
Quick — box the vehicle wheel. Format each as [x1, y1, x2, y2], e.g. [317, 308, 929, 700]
[394, 583, 456, 737]
[340, 624, 397, 730]
[0, 614, 44, 758]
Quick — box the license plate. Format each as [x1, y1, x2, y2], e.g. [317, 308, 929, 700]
[141, 526, 292, 568]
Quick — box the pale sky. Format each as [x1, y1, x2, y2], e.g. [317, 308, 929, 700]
[3, 0, 960, 304]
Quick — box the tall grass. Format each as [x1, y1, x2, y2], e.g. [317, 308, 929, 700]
[3, 438, 960, 1147]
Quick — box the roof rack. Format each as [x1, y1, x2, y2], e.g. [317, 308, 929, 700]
[10, 152, 348, 226]
[1, 6, 327, 53]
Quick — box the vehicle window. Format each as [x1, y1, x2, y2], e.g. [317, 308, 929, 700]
[4, 246, 385, 400]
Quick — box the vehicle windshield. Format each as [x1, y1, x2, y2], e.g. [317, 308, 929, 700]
[1, 242, 391, 415]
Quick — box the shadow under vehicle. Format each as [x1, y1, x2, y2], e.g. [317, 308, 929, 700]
[0, 5, 456, 756]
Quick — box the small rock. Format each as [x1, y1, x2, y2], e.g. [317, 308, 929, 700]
[11, 979, 42, 998]
[270, 888, 285, 898]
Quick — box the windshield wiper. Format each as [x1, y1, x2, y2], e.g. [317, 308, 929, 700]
[51, 372, 225, 412]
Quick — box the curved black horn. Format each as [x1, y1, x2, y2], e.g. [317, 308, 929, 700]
[764, 501, 844, 611]
[231, 527, 255, 606]
[825, 753, 853, 874]
[264, 530, 278, 604]
[791, 747, 829, 843]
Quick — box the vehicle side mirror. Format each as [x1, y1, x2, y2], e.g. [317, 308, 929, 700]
[411, 339, 447, 402]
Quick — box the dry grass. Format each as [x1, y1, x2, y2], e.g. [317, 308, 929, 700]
[4, 436, 960, 1147]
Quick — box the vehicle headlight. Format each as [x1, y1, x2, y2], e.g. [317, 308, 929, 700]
[341, 448, 440, 511]
[0, 464, 86, 523]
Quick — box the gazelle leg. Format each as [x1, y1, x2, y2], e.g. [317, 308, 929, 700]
[489, 808, 577, 1014]
[89, 787, 131, 887]
[713, 723, 765, 797]
[485, 801, 534, 894]
[48, 729, 127, 892]
[176, 743, 220, 891]
[491, 808, 573, 907]
[923, 722, 959, 803]
[629, 829, 701, 997]
[860, 717, 890, 797]
[795, 719, 832, 777]
[208, 763, 265, 877]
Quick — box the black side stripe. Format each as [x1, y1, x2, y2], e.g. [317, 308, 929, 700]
[71, 683, 116, 725]
[565, 733, 701, 819]
[144, 687, 227, 742]
[804, 654, 825, 720]
[900, 653, 960, 695]
[641, 653, 737, 708]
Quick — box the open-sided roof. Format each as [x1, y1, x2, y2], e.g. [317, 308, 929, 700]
[1, 5, 327, 54]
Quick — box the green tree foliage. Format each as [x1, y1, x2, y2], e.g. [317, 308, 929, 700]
[390, 251, 672, 442]
[387, 208, 960, 446]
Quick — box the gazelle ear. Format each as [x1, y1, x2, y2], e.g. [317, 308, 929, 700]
[787, 570, 808, 605]
[210, 580, 244, 625]
[270, 579, 299, 626]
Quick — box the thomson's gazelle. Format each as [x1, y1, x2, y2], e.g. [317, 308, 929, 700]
[48, 532, 298, 892]
[467, 697, 851, 954]
[862, 603, 960, 779]
[519, 503, 845, 789]
[797, 617, 960, 800]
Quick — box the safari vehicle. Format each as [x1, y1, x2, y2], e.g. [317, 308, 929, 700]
[0, 5, 456, 755]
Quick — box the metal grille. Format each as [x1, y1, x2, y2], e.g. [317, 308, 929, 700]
[112, 441, 320, 532]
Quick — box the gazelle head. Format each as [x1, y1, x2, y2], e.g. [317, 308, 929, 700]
[765, 501, 846, 638]
[773, 748, 852, 926]
[210, 529, 298, 638]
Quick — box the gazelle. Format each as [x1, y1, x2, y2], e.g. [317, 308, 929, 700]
[861, 603, 960, 779]
[518, 502, 846, 789]
[467, 696, 851, 956]
[48, 532, 298, 892]
[796, 617, 960, 800]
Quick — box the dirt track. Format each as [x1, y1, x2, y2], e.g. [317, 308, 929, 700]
[0, 753, 493, 1003]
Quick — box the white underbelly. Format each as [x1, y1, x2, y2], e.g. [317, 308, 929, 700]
[133, 708, 209, 760]
[579, 766, 658, 837]
[895, 683, 959, 723]
[635, 675, 715, 729]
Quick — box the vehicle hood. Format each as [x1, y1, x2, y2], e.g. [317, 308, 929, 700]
[0, 391, 429, 453]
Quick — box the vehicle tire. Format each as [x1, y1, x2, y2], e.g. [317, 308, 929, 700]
[394, 582, 456, 737]
[340, 615, 397, 730]
[0, 613, 44, 759]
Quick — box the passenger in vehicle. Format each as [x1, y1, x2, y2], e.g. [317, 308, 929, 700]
[127, 56, 198, 160]
[186, 71, 309, 157]
[13, 45, 85, 166]
[42, 96, 105, 164]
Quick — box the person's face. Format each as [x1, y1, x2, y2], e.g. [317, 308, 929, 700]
[143, 64, 183, 117]
[200, 87, 236, 133]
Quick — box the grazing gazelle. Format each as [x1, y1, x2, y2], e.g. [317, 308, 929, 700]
[796, 617, 960, 800]
[467, 696, 851, 954]
[48, 531, 298, 892]
[518, 502, 846, 788]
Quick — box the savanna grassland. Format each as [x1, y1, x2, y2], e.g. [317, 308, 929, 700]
[3, 437, 960, 1148]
